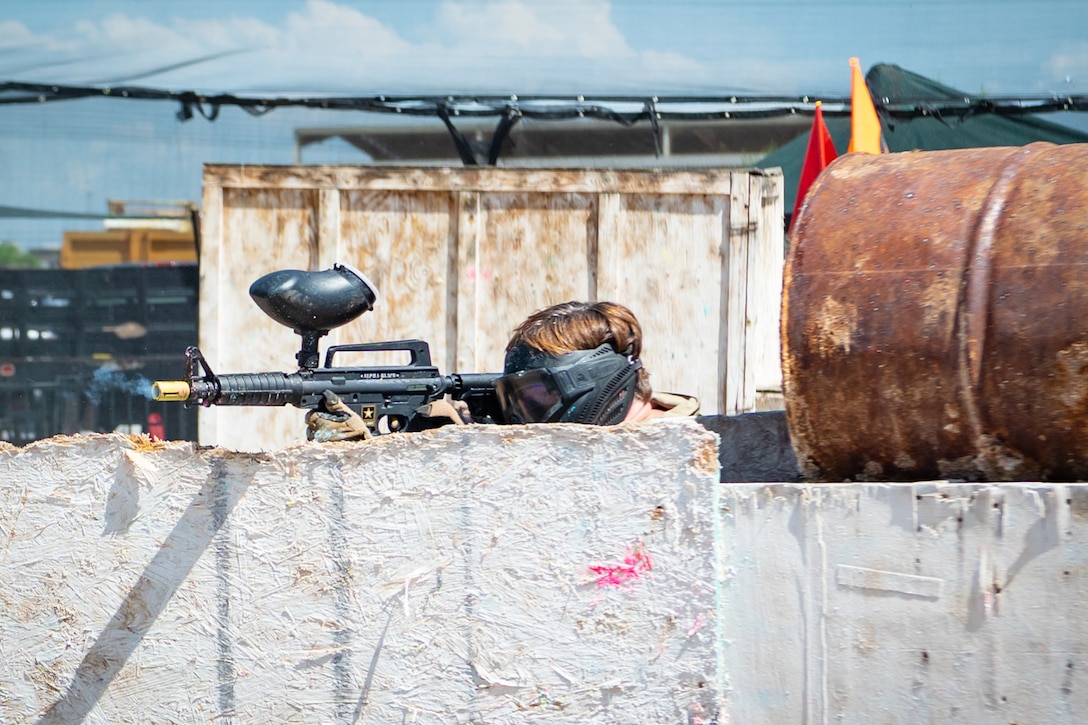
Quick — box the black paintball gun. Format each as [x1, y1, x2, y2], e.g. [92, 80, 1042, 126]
[152, 264, 502, 434]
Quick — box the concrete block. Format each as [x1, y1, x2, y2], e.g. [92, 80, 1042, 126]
[0, 420, 722, 724]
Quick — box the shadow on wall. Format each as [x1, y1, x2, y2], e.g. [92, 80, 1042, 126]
[698, 411, 802, 483]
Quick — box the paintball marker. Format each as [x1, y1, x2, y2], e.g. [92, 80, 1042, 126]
[152, 264, 502, 435]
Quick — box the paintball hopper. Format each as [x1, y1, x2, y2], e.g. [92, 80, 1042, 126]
[248, 263, 379, 369]
[249, 263, 378, 333]
[153, 263, 381, 402]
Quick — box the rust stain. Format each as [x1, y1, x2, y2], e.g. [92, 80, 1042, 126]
[694, 438, 719, 476]
[1054, 341, 1088, 414]
[810, 296, 857, 357]
[1069, 488, 1088, 521]
[972, 434, 1041, 482]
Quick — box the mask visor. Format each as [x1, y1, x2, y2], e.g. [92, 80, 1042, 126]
[495, 369, 566, 424]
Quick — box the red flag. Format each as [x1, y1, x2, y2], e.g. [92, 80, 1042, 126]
[790, 101, 838, 231]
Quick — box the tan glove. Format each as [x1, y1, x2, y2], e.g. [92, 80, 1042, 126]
[305, 391, 373, 442]
[416, 398, 471, 426]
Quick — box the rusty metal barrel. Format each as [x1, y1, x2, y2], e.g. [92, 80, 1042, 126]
[784, 142, 1088, 481]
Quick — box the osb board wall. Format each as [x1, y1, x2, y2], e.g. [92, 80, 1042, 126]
[199, 165, 784, 451]
[1, 421, 721, 724]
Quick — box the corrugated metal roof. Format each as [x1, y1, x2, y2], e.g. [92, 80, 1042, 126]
[295, 117, 811, 165]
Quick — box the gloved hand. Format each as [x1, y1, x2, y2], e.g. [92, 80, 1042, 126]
[305, 391, 373, 442]
[417, 398, 471, 426]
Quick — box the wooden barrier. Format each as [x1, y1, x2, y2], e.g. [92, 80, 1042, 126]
[719, 482, 1088, 723]
[2, 422, 721, 723]
[4, 422, 1085, 723]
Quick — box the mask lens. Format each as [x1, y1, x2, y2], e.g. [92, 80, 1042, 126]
[496, 370, 564, 423]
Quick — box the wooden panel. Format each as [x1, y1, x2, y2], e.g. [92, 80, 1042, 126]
[58, 230, 197, 268]
[198, 164, 784, 450]
[197, 178, 223, 445]
[335, 189, 455, 369]
[750, 173, 785, 393]
[725, 173, 753, 414]
[6, 435, 1086, 723]
[198, 187, 320, 449]
[143, 230, 198, 264]
[720, 482, 1088, 723]
[465, 191, 596, 372]
[597, 192, 730, 412]
[454, 191, 480, 372]
[203, 164, 739, 195]
[59, 231, 132, 268]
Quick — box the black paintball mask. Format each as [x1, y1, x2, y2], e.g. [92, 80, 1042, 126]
[495, 343, 643, 426]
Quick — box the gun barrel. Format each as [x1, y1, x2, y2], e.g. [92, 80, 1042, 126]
[153, 370, 453, 409]
[452, 372, 502, 394]
[151, 373, 309, 407]
[152, 380, 192, 402]
[153, 358, 499, 431]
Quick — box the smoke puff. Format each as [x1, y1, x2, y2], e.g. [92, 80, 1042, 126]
[85, 367, 154, 404]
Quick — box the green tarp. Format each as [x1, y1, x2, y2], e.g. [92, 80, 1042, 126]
[757, 63, 1088, 217]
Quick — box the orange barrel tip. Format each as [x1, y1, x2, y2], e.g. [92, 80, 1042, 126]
[152, 380, 191, 402]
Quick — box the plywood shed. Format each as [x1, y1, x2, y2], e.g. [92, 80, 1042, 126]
[197, 165, 784, 451]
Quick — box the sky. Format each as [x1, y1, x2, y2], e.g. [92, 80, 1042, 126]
[6, 0, 1087, 96]
[2, 0, 1086, 248]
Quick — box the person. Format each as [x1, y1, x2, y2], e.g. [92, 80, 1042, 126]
[305, 300, 697, 441]
[494, 300, 698, 425]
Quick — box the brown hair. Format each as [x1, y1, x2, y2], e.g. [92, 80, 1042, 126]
[506, 301, 652, 401]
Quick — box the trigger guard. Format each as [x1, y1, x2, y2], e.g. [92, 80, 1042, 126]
[376, 415, 406, 435]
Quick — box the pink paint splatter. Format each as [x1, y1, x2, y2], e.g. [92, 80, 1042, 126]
[588, 541, 652, 591]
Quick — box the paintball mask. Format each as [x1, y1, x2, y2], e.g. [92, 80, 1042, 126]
[495, 343, 642, 426]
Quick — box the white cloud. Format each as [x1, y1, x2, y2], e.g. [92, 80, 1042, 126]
[0, 0, 719, 95]
[281, 0, 412, 57]
[1045, 42, 1088, 92]
[0, 20, 37, 50]
[2, 2, 1085, 98]
[0, 2, 903, 96]
[161, 15, 280, 52]
[437, 0, 631, 59]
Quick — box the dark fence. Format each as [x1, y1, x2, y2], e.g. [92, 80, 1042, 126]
[0, 263, 198, 444]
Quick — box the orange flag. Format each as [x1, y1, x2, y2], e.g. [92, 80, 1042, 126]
[847, 57, 883, 154]
[790, 101, 838, 231]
